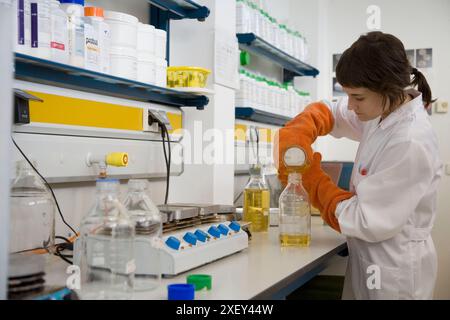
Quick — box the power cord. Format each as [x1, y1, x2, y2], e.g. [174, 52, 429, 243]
[160, 124, 171, 204]
[12, 137, 78, 236]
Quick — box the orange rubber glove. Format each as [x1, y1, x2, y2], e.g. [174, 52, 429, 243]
[302, 153, 354, 233]
[274, 102, 335, 186]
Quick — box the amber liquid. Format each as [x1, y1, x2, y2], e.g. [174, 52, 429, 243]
[279, 234, 311, 247]
[243, 189, 270, 232]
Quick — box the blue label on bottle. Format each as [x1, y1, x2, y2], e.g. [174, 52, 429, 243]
[18, 0, 25, 45]
[31, 3, 38, 48]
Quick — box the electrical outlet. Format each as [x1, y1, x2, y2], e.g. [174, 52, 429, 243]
[142, 108, 160, 133]
[435, 101, 448, 114]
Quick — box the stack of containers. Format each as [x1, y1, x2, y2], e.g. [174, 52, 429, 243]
[235, 0, 309, 61]
[236, 69, 310, 118]
[84, 7, 110, 73]
[105, 10, 138, 80]
[136, 22, 156, 85]
[154, 28, 167, 87]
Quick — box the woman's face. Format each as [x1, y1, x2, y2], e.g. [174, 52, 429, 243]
[343, 87, 386, 121]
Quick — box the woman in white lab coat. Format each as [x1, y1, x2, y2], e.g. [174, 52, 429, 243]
[276, 31, 443, 299]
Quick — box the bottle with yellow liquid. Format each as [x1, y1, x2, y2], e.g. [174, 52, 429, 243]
[243, 165, 270, 232]
[279, 172, 311, 247]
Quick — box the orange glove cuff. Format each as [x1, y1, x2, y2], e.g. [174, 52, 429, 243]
[302, 153, 353, 233]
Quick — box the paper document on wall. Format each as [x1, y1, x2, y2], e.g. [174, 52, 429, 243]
[214, 29, 239, 90]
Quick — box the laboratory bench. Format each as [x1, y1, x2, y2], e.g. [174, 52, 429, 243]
[44, 216, 347, 300]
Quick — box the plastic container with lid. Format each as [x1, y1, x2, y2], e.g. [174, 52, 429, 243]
[30, 0, 51, 60]
[154, 58, 167, 87]
[110, 46, 137, 80]
[84, 7, 110, 73]
[166, 66, 211, 88]
[137, 52, 156, 85]
[49, 0, 68, 64]
[154, 28, 167, 59]
[137, 23, 155, 56]
[105, 10, 138, 49]
[60, 0, 85, 67]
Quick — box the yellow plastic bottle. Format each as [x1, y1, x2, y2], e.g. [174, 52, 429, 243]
[243, 165, 270, 232]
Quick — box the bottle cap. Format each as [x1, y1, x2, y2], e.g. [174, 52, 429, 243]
[167, 284, 195, 300]
[84, 7, 104, 17]
[187, 274, 212, 291]
[59, 0, 85, 5]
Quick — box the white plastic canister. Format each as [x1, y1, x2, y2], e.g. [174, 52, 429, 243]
[153, 28, 166, 59]
[137, 23, 155, 56]
[110, 46, 137, 80]
[154, 58, 167, 87]
[104, 10, 138, 49]
[137, 52, 155, 85]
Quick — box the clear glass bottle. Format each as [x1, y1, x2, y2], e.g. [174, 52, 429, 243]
[279, 172, 311, 247]
[76, 178, 135, 300]
[243, 165, 270, 232]
[9, 160, 55, 254]
[123, 179, 162, 292]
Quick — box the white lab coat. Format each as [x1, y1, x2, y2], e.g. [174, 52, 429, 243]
[324, 91, 443, 300]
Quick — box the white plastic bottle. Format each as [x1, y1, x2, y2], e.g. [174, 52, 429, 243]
[236, 0, 250, 33]
[30, 0, 51, 60]
[49, 0, 68, 64]
[59, 0, 85, 68]
[14, 0, 31, 55]
[84, 7, 110, 73]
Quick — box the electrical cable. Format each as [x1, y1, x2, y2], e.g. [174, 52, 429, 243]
[12, 137, 78, 236]
[160, 124, 171, 204]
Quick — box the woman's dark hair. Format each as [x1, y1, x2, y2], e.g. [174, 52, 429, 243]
[336, 31, 435, 110]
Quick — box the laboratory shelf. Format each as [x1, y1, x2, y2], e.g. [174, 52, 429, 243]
[236, 33, 319, 79]
[235, 107, 292, 126]
[148, 0, 210, 20]
[14, 53, 209, 110]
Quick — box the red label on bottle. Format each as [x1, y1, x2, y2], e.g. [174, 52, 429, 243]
[51, 42, 65, 50]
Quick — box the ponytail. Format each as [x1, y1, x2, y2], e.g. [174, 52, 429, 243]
[411, 68, 436, 108]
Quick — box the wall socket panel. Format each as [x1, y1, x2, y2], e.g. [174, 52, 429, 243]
[435, 101, 448, 114]
[142, 108, 161, 133]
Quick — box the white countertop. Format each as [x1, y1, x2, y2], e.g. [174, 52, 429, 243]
[45, 217, 347, 300]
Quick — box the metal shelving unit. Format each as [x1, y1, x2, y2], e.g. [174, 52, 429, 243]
[237, 33, 319, 81]
[149, 0, 210, 21]
[235, 107, 292, 126]
[14, 53, 209, 110]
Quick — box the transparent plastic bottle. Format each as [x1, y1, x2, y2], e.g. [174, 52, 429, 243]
[243, 165, 270, 232]
[76, 179, 135, 300]
[279, 172, 311, 247]
[9, 160, 55, 254]
[123, 179, 162, 292]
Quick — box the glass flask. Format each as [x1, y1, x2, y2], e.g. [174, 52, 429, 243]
[123, 179, 162, 292]
[76, 179, 135, 300]
[243, 165, 270, 232]
[9, 160, 55, 254]
[279, 172, 311, 247]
